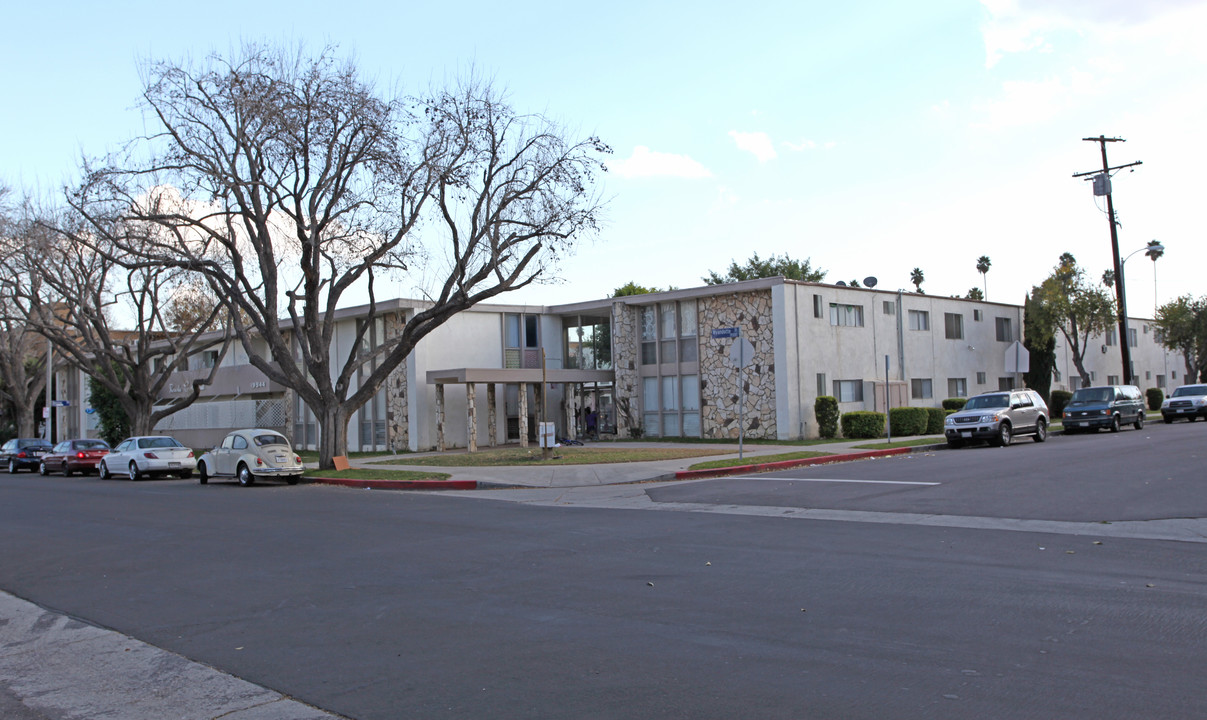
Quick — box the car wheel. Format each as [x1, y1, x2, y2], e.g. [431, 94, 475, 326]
[946, 438, 965, 449]
[237, 463, 255, 487]
[1110, 415, 1121, 433]
[286, 475, 301, 485]
[1163, 416, 1173, 424]
[99, 460, 111, 480]
[63, 462, 73, 477]
[993, 422, 1012, 447]
[39, 461, 49, 476]
[8, 459, 17, 474]
[197, 461, 208, 485]
[128, 462, 141, 481]
[1033, 419, 1048, 443]
[1134, 413, 1145, 430]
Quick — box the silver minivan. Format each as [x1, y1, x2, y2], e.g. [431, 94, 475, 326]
[944, 389, 1050, 448]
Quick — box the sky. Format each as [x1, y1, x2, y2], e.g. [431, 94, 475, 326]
[3, 0, 1205, 318]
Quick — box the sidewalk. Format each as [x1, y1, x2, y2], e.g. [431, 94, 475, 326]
[316, 437, 948, 490]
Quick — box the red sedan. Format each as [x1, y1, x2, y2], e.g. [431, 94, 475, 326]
[38, 439, 111, 476]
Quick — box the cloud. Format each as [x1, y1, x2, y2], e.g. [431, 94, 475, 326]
[972, 76, 1069, 129]
[782, 139, 816, 152]
[728, 130, 777, 162]
[611, 146, 712, 179]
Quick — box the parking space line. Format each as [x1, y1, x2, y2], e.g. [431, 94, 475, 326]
[725, 477, 940, 486]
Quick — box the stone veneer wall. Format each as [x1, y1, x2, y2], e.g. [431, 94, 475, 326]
[699, 291, 777, 439]
[384, 311, 409, 451]
[610, 300, 639, 438]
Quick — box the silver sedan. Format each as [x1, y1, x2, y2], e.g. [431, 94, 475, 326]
[99, 436, 197, 480]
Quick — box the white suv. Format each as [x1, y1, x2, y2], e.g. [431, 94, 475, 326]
[1161, 384, 1207, 423]
[944, 389, 1049, 448]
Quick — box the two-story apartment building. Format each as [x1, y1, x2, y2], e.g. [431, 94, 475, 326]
[51, 278, 1185, 450]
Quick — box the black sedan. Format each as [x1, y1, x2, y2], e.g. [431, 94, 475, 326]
[1, 438, 55, 473]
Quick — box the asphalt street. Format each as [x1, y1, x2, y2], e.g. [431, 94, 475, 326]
[1, 421, 1206, 719]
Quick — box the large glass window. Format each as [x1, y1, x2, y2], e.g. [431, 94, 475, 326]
[679, 302, 698, 362]
[641, 307, 657, 365]
[944, 313, 963, 339]
[356, 316, 388, 451]
[642, 377, 658, 435]
[660, 303, 677, 364]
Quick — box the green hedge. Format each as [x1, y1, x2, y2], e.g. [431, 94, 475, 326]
[942, 398, 967, 411]
[1146, 388, 1164, 411]
[888, 407, 929, 436]
[814, 396, 840, 439]
[1050, 390, 1072, 419]
[925, 407, 945, 435]
[842, 411, 885, 439]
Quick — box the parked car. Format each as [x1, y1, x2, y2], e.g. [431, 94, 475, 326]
[944, 389, 1049, 448]
[1160, 384, 1207, 423]
[1, 438, 55, 473]
[1061, 385, 1146, 433]
[197, 429, 304, 486]
[39, 438, 111, 476]
[99, 436, 196, 480]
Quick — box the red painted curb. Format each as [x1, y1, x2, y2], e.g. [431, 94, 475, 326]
[311, 477, 479, 491]
[674, 446, 921, 481]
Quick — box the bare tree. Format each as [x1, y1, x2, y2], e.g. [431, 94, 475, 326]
[4, 205, 233, 437]
[79, 44, 609, 468]
[1030, 253, 1116, 388]
[0, 187, 48, 437]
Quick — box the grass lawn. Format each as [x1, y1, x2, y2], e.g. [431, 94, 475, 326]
[376, 446, 730, 467]
[296, 450, 406, 464]
[688, 450, 832, 471]
[304, 468, 451, 482]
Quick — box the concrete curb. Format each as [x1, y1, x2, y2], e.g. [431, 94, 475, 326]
[310, 477, 480, 491]
[673, 445, 944, 481]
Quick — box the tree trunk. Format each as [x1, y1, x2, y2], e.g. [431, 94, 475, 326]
[14, 405, 36, 439]
[1071, 351, 1092, 389]
[317, 405, 349, 470]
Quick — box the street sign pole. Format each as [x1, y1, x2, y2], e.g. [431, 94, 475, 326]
[738, 340, 745, 461]
[885, 355, 892, 444]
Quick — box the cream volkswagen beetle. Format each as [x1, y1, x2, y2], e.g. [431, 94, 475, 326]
[197, 429, 305, 486]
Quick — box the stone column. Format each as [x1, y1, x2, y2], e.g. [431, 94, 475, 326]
[466, 383, 477, 453]
[518, 382, 529, 448]
[487, 384, 497, 448]
[435, 384, 445, 452]
[566, 384, 580, 439]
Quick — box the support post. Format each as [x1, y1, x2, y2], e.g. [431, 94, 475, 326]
[519, 382, 529, 448]
[487, 384, 497, 448]
[435, 383, 445, 452]
[466, 383, 477, 453]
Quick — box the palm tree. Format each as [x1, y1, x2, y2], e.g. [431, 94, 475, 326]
[910, 267, 925, 294]
[976, 255, 991, 299]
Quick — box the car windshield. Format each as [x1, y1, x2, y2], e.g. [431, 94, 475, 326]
[138, 437, 183, 449]
[1071, 388, 1113, 403]
[1172, 385, 1207, 398]
[18, 439, 49, 448]
[253, 434, 289, 448]
[963, 395, 1008, 410]
[75, 440, 109, 450]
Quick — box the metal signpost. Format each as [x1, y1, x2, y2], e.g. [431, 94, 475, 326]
[714, 327, 755, 460]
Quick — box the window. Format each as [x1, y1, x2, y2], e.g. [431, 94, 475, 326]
[973, 309, 983, 322]
[681, 374, 700, 437]
[232, 435, 248, 450]
[944, 313, 963, 340]
[1157, 374, 1166, 388]
[908, 310, 929, 331]
[640, 307, 657, 365]
[998, 377, 1015, 391]
[642, 377, 658, 435]
[829, 303, 864, 327]
[1146, 370, 1152, 380]
[813, 294, 823, 319]
[679, 302, 698, 363]
[1105, 328, 1116, 346]
[995, 317, 1013, 342]
[1107, 375, 1120, 385]
[816, 373, 827, 398]
[1054, 369, 1061, 382]
[1173, 370, 1179, 379]
[883, 301, 895, 315]
[1091, 370, 1098, 381]
[660, 303, 677, 364]
[976, 371, 987, 385]
[833, 380, 864, 403]
[947, 378, 967, 398]
[1128, 328, 1138, 347]
[911, 378, 933, 399]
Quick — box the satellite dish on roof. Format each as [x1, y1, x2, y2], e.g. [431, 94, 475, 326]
[864, 276, 878, 288]
[836, 281, 847, 286]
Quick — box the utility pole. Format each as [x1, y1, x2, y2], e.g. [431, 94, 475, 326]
[1072, 136, 1142, 385]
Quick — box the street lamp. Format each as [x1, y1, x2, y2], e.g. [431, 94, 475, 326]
[1116, 240, 1165, 385]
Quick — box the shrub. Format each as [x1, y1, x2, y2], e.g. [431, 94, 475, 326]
[814, 396, 840, 439]
[1146, 388, 1164, 411]
[841, 411, 885, 439]
[888, 407, 929, 436]
[1049, 390, 1072, 419]
[925, 407, 946, 435]
[942, 398, 967, 411]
